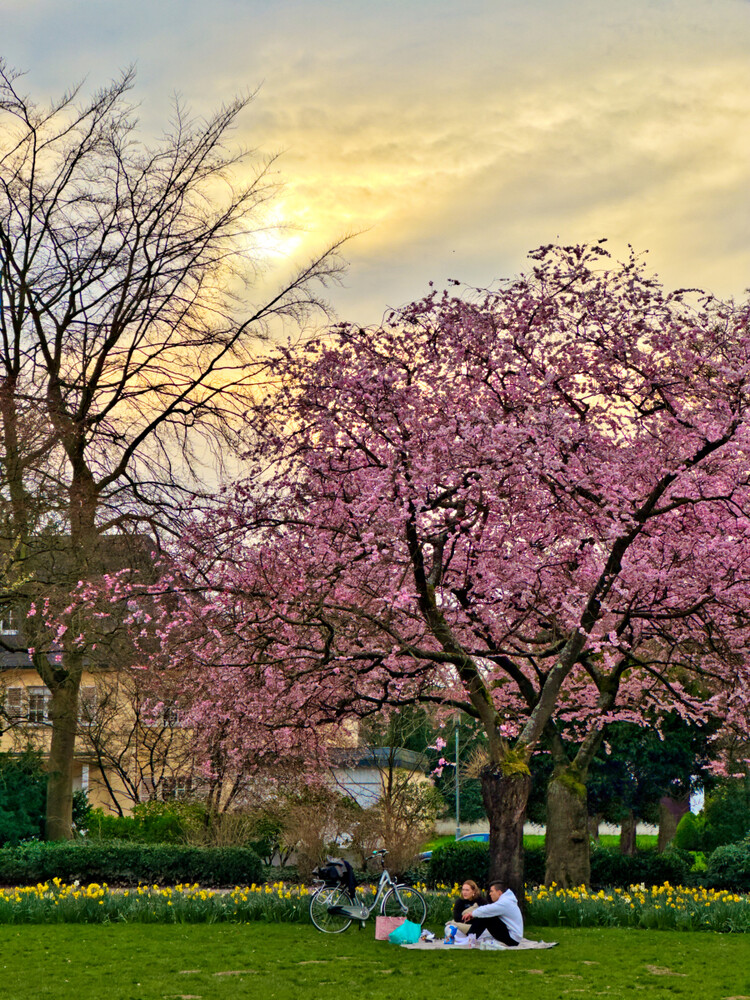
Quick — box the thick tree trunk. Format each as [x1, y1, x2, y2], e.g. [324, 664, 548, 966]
[619, 810, 637, 855]
[45, 678, 81, 840]
[480, 765, 531, 905]
[657, 795, 690, 852]
[545, 771, 591, 887]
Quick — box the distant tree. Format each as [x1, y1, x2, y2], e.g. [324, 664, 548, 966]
[586, 716, 716, 854]
[0, 61, 346, 839]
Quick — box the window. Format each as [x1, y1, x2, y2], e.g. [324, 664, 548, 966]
[0, 609, 19, 635]
[78, 687, 98, 725]
[28, 686, 51, 724]
[162, 701, 182, 727]
[5, 687, 25, 720]
[161, 775, 192, 801]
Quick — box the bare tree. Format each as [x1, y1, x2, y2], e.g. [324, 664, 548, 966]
[0, 61, 346, 838]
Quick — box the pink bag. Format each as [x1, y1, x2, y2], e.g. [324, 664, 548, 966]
[375, 915, 405, 940]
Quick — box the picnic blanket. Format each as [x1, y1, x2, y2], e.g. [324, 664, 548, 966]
[401, 937, 558, 951]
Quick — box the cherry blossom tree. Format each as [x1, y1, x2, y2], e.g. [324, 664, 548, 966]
[151, 243, 750, 897]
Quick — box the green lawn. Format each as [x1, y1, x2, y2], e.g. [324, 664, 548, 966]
[2, 923, 748, 1000]
[424, 832, 659, 852]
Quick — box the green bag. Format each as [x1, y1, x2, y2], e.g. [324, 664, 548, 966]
[388, 919, 422, 945]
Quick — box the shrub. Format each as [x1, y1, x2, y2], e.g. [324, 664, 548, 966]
[72, 790, 92, 835]
[0, 840, 263, 886]
[349, 778, 442, 876]
[673, 811, 706, 851]
[279, 789, 362, 878]
[704, 840, 750, 892]
[0, 749, 46, 845]
[87, 801, 205, 844]
[523, 844, 546, 885]
[428, 840, 490, 887]
[701, 783, 750, 852]
[428, 841, 560, 889]
[590, 846, 691, 889]
[244, 814, 285, 863]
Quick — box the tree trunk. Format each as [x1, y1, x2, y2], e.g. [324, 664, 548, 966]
[545, 770, 591, 887]
[480, 765, 531, 905]
[45, 678, 81, 840]
[619, 810, 637, 855]
[588, 813, 601, 841]
[657, 795, 690, 852]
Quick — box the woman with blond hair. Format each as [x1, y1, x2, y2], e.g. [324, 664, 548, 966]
[447, 880, 486, 936]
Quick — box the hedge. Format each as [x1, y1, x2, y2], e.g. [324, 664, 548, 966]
[427, 840, 695, 889]
[589, 846, 692, 888]
[0, 841, 263, 886]
[426, 841, 546, 888]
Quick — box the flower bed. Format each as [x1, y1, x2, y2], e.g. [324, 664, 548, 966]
[524, 882, 750, 933]
[0, 878, 747, 931]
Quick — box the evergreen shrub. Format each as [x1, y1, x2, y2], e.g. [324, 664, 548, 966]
[673, 785, 750, 854]
[428, 841, 490, 887]
[673, 811, 705, 851]
[704, 840, 750, 892]
[0, 841, 263, 886]
[589, 846, 691, 888]
[0, 750, 46, 844]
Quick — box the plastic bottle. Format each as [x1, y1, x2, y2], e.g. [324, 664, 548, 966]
[444, 924, 457, 945]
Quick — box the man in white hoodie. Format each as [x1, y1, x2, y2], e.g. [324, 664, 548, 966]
[463, 881, 523, 946]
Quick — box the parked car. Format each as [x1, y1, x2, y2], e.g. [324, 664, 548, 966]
[419, 832, 490, 861]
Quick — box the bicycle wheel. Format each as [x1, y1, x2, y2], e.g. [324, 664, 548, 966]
[382, 885, 427, 925]
[309, 886, 354, 933]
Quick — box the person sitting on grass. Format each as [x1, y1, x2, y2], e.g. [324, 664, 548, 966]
[462, 880, 523, 947]
[448, 880, 486, 935]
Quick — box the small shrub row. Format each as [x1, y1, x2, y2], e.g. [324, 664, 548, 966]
[589, 846, 692, 889]
[427, 841, 545, 889]
[0, 841, 263, 887]
[425, 839, 750, 891]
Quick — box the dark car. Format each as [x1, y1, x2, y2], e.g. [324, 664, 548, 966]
[419, 832, 489, 861]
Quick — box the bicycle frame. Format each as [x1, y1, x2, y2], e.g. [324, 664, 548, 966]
[325, 855, 408, 922]
[364, 866, 397, 917]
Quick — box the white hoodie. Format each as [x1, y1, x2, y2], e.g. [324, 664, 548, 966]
[470, 888, 524, 942]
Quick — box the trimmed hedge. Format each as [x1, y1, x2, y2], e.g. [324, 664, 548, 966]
[427, 841, 546, 888]
[0, 841, 263, 887]
[428, 841, 490, 887]
[427, 839, 694, 890]
[589, 846, 692, 889]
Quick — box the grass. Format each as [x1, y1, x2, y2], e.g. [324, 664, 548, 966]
[1, 922, 748, 1000]
[424, 833, 659, 852]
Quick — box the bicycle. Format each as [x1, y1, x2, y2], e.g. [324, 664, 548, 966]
[309, 849, 427, 933]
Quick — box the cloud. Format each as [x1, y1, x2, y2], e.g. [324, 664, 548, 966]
[3, 0, 750, 320]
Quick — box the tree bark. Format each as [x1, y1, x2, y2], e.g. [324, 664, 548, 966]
[657, 795, 690, 852]
[45, 678, 81, 840]
[480, 764, 531, 905]
[588, 813, 601, 841]
[619, 809, 637, 855]
[545, 770, 591, 887]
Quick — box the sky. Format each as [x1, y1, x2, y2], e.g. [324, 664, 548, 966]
[3, 0, 750, 326]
